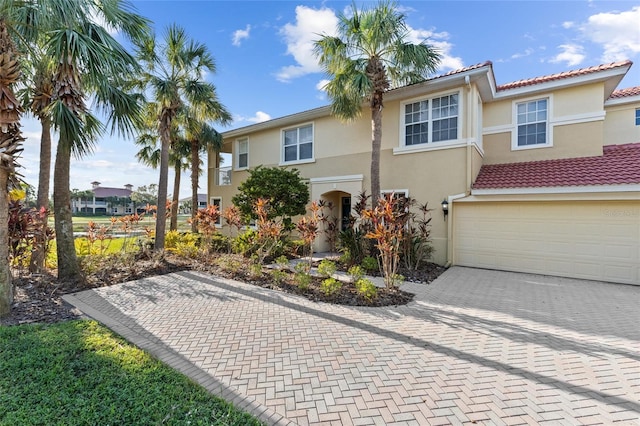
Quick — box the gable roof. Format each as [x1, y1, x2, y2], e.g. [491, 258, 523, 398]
[473, 143, 640, 190]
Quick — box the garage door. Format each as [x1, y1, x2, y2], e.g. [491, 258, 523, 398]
[453, 200, 640, 285]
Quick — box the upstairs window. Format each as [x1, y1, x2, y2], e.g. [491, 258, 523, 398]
[635, 108, 640, 126]
[404, 93, 459, 146]
[516, 99, 548, 147]
[236, 138, 248, 169]
[283, 124, 313, 163]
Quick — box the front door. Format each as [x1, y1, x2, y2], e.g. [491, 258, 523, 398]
[341, 196, 351, 231]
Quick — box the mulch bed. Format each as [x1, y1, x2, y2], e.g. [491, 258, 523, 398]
[1, 253, 446, 326]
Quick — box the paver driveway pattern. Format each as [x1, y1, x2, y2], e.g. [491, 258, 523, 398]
[64, 267, 640, 425]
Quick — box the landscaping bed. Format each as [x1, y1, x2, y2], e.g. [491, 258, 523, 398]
[2, 252, 446, 326]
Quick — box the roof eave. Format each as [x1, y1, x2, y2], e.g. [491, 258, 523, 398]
[493, 62, 632, 101]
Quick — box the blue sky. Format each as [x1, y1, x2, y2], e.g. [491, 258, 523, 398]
[19, 0, 640, 198]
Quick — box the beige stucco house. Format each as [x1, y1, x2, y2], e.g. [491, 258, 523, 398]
[208, 60, 640, 285]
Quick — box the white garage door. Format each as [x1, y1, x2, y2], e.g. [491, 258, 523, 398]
[453, 200, 640, 285]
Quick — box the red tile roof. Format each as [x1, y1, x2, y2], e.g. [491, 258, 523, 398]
[473, 143, 640, 190]
[496, 60, 632, 91]
[609, 86, 640, 99]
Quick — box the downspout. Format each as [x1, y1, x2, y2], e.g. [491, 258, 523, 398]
[445, 192, 468, 267]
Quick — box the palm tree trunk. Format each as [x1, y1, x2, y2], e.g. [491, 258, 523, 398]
[190, 140, 199, 233]
[170, 164, 180, 231]
[0, 169, 11, 317]
[370, 105, 382, 206]
[29, 117, 52, 273]
[154, 130, 170, 250]
[54, 140, 82, 281]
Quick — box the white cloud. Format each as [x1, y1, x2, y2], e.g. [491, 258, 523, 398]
[511, 48, 535, 60]
[232, 25, 251, 47]
[234, 111, 272, 124]
[316, 79, 330, 91]
[550, 44, 586, 66]
[562, 21, 575, 29]
[248, 111, 271, 123]
[276, 6, 339, 82]
[580, 6, 640, 62]
[405, 26, 463, 72]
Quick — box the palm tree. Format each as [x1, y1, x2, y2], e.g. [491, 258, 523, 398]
[0, 19, 25, 316]
[47, 3, 148, 280]
[135, 117, 189, 231]
[26, 54, 55, 272]
[136, 24, 228, 250]
[183, 116, 228, 233]
[314, 1, 441, 205]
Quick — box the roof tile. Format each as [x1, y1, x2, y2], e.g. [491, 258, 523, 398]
[473, 143, 640, 190]
[496, 60, 632, 91]
[609, 86, 640, 99]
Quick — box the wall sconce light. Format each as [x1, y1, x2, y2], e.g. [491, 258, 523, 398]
[441, 199, 449, 219]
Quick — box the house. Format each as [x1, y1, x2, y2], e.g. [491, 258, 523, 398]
[72, 182, 135, 215]
[178, 194, 208, 213]
[208, 60, 640, 285]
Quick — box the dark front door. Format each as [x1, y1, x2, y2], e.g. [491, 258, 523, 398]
[341, 196, 351, 231]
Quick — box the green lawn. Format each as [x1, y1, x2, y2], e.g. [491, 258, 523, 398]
[48, 214, 192, 233]
[0, 320, 263, 426]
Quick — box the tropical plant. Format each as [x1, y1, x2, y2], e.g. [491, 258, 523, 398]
[135, 24, 228, 250]
[296, 201, 320, 272]
[0, 18, 25, 316]
[314, 0, 440, 205]
[181, 111, 230, 233]
[3, 0, 150, 281]
[362, 194, 410, 288]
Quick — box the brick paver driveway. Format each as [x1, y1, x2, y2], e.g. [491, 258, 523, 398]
[64, 267, 640, 425]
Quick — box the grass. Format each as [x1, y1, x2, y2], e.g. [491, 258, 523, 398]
[0, 320, 263, 426]
[58, 215, 192, 233]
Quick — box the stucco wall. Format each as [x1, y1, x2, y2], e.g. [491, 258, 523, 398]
[604, 103, 640, 145]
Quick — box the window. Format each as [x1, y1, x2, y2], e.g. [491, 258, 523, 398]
[236, 138, 248, 169]
[210, 197, 222, 225]
[636, 108, 640, 126]
[516, 99, 548, 147]
[404, 93, 458, 146]
[283, 124, 313, 163]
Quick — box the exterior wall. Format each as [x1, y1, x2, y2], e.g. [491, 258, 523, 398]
[603, 103, 640, 145]
[482, 83, 606, 164]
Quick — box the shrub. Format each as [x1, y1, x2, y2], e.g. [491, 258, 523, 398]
[231, 166, 309, 226]
[348, 265, 364, 282]
[361, 256, 378, 273]
[317, 259, 336, 278]
[269, 269, 288, 285]
[355, 278, 378, 301]
[321, 277, 342, 295]
[233, 228, 259, 255]
[209, 234, 231, 253]
[293, 262, 312, 290]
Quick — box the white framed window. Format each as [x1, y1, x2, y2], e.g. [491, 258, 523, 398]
[403, 92, 459, 146]
[513, 97, 551, 149]
[282, 123, 313, 164]
[209, 197, 222, 226]
[635, 108, 640, 126]
[236, 137, 248, 170]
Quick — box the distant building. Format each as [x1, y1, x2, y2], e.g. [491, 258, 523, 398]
[72, 182, 136, 215]
[178, 193, 208, 214]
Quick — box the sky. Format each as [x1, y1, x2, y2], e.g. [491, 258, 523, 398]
[18, 0, 640, 198]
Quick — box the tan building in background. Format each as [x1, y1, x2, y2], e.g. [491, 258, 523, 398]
[209, 60, 640, 285]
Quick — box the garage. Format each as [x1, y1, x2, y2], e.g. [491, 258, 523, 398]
[453, 199, 640, 285]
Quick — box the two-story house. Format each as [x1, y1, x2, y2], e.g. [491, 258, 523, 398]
[208, 60, 640, 285]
